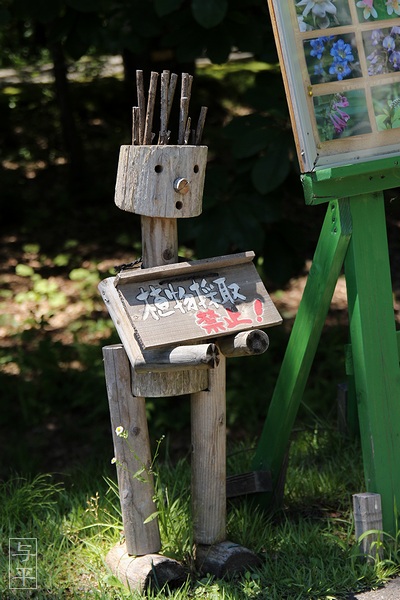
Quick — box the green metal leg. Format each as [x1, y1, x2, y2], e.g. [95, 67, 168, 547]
[345, 192, 400, 535]
[252, 199, 352, 502]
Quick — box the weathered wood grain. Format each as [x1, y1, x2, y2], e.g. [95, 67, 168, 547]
[191, 355, 226, 545]
[134, 343, 219, 373]
[195, 541, 261, 577]
[103, 344, 161, 556]
[353, 493, 383, 560]
[114, 145, 207, 218]
[105, 543, 186, 592]
[218, 330, 269, 357]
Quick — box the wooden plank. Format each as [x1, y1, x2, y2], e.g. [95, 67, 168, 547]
[115, 251, 256, 285]
[191, 355, 226, 545]
[99, 278, 209, 397]
[115, 260, 282, 349]
[226, 471, 272, 498]
[345, 192, 400, 535]
[252, 198, 352, 504]
[195, 541, 260, 578]
[302, 156, 400, 205]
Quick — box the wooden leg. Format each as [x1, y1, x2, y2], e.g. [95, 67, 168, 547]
[103, 344, 161, 556]
[191, 353, 261, 576]
[252, 199, 352, 504]
[105, 545, 185, 593]
[345, 193, 400, 535]
[191, 354, 226, 545]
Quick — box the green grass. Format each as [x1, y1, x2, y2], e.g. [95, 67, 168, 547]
[1, 430, 400, 599]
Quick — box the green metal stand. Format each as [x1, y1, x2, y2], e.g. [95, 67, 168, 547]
[253, 191, 400, 534]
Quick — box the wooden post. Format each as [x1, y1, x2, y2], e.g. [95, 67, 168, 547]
[191, 354, 226, 545]
[103, 344, 161, 556]
[345, 193, 400, 535]
[353, 493, 383, 560]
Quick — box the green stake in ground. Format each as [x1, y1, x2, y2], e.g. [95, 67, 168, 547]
[255, 1, 400, 535]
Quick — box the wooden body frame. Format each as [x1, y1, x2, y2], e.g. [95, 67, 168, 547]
[267, 0, 400, 172]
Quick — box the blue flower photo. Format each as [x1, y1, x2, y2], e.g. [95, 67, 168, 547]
[304, 34, 362, 84]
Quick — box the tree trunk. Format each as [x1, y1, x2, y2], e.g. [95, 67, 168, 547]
[50, 40, 85, 190]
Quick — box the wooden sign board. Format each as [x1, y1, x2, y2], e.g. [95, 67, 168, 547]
[107, 252, 282, 350]
[267, 0, 400, 172]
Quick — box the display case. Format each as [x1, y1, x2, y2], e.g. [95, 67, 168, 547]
[267, 0, 400, 171]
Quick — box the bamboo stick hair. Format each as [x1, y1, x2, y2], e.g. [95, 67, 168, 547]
[131, 70, 207, 146]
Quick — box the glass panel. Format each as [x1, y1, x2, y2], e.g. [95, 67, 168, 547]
[269, 0, 400, 170]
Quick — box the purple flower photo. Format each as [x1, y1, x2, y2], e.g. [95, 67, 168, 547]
[363, 26, 400, 74]
[313, 90, 371, 141]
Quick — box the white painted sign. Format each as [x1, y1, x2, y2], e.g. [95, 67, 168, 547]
[111, 252, 282, 349]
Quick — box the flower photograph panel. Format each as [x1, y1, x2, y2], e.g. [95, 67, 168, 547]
[363, 26, 400, 74]
[372, 82, 400, 129]
[295, 0, 352, 31]
[356, 1, 400, 21]
[313, 90, 371, 141]
[304, 34, 362, 83]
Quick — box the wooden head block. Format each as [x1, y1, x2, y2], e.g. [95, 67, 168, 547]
[115, 144, 207, 218]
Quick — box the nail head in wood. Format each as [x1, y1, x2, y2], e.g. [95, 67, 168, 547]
[174, 177, 190, 195]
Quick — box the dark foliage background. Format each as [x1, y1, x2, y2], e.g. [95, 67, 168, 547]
[2, 0, 398, 480]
